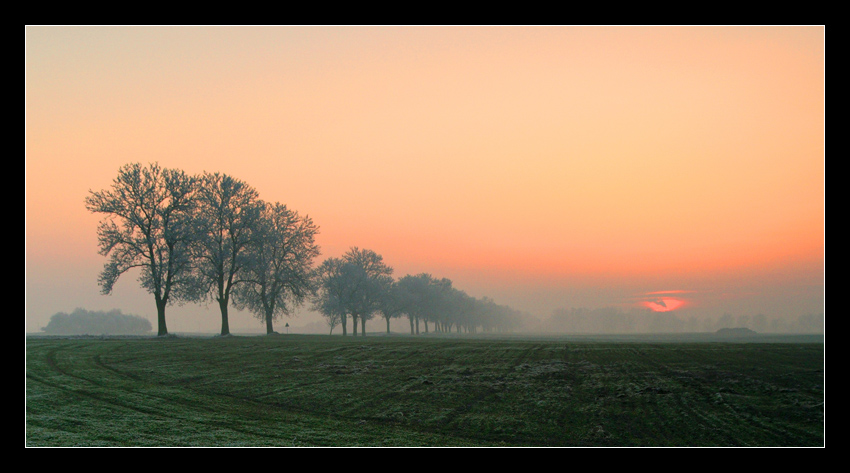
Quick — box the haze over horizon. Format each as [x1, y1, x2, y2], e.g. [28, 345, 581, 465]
[26, 26, 824, 333]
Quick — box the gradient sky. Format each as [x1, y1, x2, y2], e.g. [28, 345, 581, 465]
[25, 26, 824, 333]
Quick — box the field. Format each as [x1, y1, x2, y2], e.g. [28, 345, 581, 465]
[26, 333, 824, 447]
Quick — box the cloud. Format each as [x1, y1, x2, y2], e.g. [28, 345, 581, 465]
[644, 290, 698, 296]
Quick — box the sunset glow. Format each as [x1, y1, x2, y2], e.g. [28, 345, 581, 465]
[26, 26, 824, 333]
[643, 298, 688, 313]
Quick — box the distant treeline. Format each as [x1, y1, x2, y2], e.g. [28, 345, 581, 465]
[312, 247, 526, 336]
[537, 307, 824, 334]
[41, 308, 152, 335]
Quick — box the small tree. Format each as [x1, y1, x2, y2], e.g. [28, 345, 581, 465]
[233, 202, 320, 334]
[312, 257, 350, 335]
[325, 311, 341, 335]
[85, 163, 199, 336]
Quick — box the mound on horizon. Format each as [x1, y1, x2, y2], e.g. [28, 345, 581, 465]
[41, 308, 152, 335]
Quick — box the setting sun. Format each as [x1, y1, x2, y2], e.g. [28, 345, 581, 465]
[643, 298, 688, 312]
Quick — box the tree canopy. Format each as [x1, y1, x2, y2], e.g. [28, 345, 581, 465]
[312, 247, 393, 336]
[233, 202, 320, 334]
[193, 172, 263, 335]
[85, 163, 199, 336]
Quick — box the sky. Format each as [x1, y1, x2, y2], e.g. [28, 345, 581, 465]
[25, 26, 824, 333]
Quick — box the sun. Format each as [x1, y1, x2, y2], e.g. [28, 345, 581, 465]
[642, 297, 687, 312]
[638, 290, 696, 312]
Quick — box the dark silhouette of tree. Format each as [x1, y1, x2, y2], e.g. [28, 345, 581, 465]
[193, 172, 263, 336]
[233, 202, 319, 334]
[85, 163, 199, 336]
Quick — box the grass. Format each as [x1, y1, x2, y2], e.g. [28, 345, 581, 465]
[25, 333, 824, 446]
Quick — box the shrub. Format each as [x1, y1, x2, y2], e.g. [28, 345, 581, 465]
[41, 308, 152, 335]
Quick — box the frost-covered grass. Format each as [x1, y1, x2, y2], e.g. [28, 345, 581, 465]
[26, 335, 824, 446]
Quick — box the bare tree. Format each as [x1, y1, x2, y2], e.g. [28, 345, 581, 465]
[85, 163, 199, 336]
[324, 310, 341, 335]
[233, 202, 320, 334]
[193, 172, 263, 336]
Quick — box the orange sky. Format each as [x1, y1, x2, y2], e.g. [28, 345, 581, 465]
[25, 26, 824, 332]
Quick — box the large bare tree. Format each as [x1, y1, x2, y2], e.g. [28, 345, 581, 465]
[233, 202, 320, 334]
[85, 163, 199, 336]
[193, 172, 262, 336]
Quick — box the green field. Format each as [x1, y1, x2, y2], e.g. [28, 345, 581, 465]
[25, 334, 824, 447]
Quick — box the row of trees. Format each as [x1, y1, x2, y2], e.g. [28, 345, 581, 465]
[311, 248, 524, 335]
[87, 163, 522, 337]
[86, 163, 319, 336]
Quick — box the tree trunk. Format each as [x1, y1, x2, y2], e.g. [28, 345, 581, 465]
[265, 312, 275, 334]
[219, 298, 230, 336]
[386, 316, 391, 334]
[352, 314, 359, 336]
[361, 317, 366, 337]
[341, 314, 348, 336]
[155, 297, 168, 336]
[409, 315, 415, 335]
[415, 317, 420, 335]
